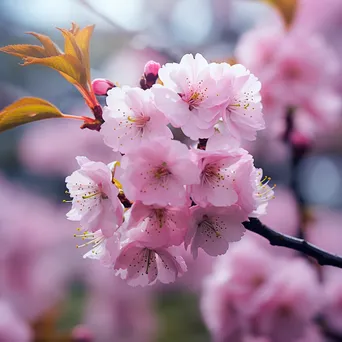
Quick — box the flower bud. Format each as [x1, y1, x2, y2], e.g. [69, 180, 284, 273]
[290, 131, 311, 149]
[140, 61, 161, 90]
[91, 78, 115, 96]
[144, 60, 161, 78]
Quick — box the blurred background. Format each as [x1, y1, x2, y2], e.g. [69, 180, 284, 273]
[1, 0, 342, 341]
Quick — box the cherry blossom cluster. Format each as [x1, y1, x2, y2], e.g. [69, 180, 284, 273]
[65, 54, 273, 286]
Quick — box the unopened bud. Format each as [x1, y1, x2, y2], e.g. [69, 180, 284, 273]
[91, 78, 115, 96]
[71, 324, 94, 342]
[144, 60, 161, 78]
[290, 131, 311, 148]
[140, 61, 161, 90]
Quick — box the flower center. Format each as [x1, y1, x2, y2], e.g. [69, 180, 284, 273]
[128, 114, 150, 128]
[154, 209, 166, 228]
[202, 163, 223, 184]
[199, 215, 221, 238]
[74, 230, 105, 254]
[143, 248, 156, 274]
[180, 79, 208, 110]
[256, 174, 276, 202]
[153, 162, 171, 180]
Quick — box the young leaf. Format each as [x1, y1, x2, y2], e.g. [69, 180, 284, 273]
[74, 25, 95, 84]
[25, 32, 60, 56]
[0, 23, 100, 113]
[57, 28, 84, 63]
[0, 97, 64, 132]
[22, 54, 88, 88]
[0, 44, 48, 59]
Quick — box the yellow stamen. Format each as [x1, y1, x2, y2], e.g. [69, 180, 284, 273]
[82, 192, 101, 199]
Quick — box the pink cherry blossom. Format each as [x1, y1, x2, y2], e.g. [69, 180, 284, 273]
[190, 147, 274, 216]
[74, 230, 121, 265]
[189, 148, 247, 207]
[261, 187, 299, 237]
[201, 236, 322, 342]
[114, 241, 187, 286]
[185, 205, 246, 258]
[235, 17, 341, 141]
[152, 53, 231, 139]
[19, 118, 121, 176]
[248, 259, 321, 342]
[65, 156, 123, 232]
[236, 24, 339, 107]
[206, 121, 241, 151]
[233, 156, 275, 217]
[83, 263, 156, 342]
[101, 87, 172, 153]
[212, 63, 265, 142]
[201, 237, 275, 342]
[306, 208, 342, 255]
[119, 138, 200, 206]
[124, 201, 190, 247]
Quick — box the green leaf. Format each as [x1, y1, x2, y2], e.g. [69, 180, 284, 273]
[0, 97, 64, 132]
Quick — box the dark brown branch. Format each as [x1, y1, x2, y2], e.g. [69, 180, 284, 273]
[243, 218, 342, 269]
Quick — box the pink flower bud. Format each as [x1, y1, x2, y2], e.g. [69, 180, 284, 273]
[91, 78, 115, 96]
[144, 60, 161, 77]
[290, 131, 311, 148]
[71, 324, 94, 342]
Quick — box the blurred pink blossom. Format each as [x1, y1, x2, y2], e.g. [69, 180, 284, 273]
[261, 186, 299, 237]
[235, 13, 342, 141]
[84, 262, 156, 342]
[201, 237, 322, 342]
[19, 119, 120, 176]
[0, 300, 32, 342]
[0, 175, 74, 321]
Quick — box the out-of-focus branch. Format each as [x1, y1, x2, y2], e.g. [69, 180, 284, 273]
[77, 0, 133, 33]
[243, 218, 342, 269]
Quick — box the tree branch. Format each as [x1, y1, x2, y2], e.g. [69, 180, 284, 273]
[243, 218, 342, 269]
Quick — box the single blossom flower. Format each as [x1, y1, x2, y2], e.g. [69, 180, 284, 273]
[119, 138, 200, 206]
[124, 201, 190, 247]
[185, 205, 246, 258]
[152, 53, 231, 139]
[101, 87, 172, 153]
[65, 156, 123, 232]
[213, 63, 265, 142]
[201, 238, 276, 342]
[74, 230, 120, 264]
[248, 259, 321, 342]
[189, 148, 247, 207]
[232, 155, 275, 217]
[114, 241, 187, 286]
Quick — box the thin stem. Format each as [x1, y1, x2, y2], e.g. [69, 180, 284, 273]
[61, 114, 87, 121]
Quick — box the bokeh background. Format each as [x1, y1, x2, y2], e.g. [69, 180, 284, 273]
[1, 0, 342, 341]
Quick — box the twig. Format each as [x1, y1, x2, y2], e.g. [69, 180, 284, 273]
[243, 218, 342, 269]
[77, 0, 133, 33]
